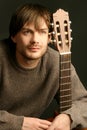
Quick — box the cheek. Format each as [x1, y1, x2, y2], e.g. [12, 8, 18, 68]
[41, 40, 48, 52]
[16, 34, 29, 44]
[16, 37, 28, 47]
[15, 38, 25, 51]
[42, 35, 49, 42]
[44, 37, 49, 46]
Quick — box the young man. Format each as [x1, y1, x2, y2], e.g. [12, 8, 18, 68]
[0, 3, 87, 130]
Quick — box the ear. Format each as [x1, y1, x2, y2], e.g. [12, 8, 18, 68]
[11, 36, 16, 43]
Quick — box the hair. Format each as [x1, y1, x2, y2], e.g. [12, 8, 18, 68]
[9, 3, 51, 37]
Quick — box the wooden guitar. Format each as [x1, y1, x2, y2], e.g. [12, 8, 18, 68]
[49, 9, 87, 130]
[53, 9, 72, 113]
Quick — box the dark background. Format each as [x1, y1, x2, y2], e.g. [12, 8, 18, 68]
[0, 0, 87, 89]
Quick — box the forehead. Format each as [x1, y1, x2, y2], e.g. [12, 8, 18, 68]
[23, 17, 48, 30]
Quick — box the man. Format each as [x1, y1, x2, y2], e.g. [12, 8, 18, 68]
[0, 3, 87, 130]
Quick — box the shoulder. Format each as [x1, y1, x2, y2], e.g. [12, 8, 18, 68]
[46, 46, 59, 62]
[0, 38, 15, 54]
[0, 38, 13, 61]
[0, 39, 7, 54]
[0, 38, 9, 50]
[0, 39, 8, 66]
[42, 46, 60, 70]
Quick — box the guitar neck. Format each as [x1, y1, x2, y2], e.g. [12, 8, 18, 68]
[59, 53, 72, 113]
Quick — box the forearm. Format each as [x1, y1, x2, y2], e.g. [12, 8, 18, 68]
[0, 110, 24, 130]
[63, 99, 87, 129]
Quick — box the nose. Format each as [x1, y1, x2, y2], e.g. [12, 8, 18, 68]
[31, 32, 39, 44]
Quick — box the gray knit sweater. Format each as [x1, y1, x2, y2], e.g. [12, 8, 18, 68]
[0, 38, 87, 130]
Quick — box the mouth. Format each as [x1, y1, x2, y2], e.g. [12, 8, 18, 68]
[28, 46, 40, 52]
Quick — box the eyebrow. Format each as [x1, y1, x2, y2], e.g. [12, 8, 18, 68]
[21, 27, 48, 31]
[39, 28, 48, 31]
[21, 27, 30, 31]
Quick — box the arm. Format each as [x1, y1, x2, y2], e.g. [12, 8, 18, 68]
[0, 110, 23, 130]
[0, 110, 51, 130]
[47, 65, 87, 130]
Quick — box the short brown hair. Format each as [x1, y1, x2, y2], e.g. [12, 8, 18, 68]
[9, 3, 51, 37]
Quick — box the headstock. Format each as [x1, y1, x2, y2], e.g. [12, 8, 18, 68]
[50, 9, 72, 54]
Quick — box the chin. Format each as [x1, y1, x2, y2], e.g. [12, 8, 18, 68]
[27, 55, 41, 60]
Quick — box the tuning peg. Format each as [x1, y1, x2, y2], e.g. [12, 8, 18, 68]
[49, 31, 55, 35]
[50, 23, 54, 26]
[58, 41, 62, 44]
[71, 37, 73, 41]
[69, 21, 71, 24]
[50, 39, 56, 43]
[52, 31, 55, 35]
[70, 29, 72, 32]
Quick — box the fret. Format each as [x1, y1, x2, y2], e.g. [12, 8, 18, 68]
[61, 60, 71, 64]
[60, 104, 72, 109]
[61, 70, 71, 76]
[60, 99, 72, 103]
[60, 88, 71, 92]
[60, 68, 71, 71]
[60, 104, 71, 109]
[60, 95, 71, 101]
[60, 94, 71, 98]
[60, 75, 71, 78]
[60, 98, 72, 102]
[60, 92, 71, 97]
[60, 82, 71, 85]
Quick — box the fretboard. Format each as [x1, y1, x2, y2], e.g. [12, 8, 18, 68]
[59, 53, 72, 113]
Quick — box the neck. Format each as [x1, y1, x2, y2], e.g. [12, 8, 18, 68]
[59, 53, 72, 112]
[16, 53, 40, 69]
[20, 59, 40, 69]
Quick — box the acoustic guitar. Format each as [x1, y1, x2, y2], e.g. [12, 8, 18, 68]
[49, 9, 87, 130]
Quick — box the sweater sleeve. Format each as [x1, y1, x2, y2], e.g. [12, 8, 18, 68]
[62, 65, 87, 128]
[0, 110, 24, 130]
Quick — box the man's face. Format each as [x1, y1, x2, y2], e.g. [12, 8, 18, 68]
[12, 18, 49, 62]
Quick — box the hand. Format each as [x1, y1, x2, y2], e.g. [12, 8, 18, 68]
[22, 117, 51, 130]
[47, 113, 71, 130]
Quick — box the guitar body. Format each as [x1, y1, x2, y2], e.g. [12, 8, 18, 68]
[48, 8, 87, 130]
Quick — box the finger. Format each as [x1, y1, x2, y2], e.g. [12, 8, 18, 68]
[39, 119, 52, 125]
[39, 123, 50, 129]
[38, 128, 44, 130]
[47, 125, 55, 130]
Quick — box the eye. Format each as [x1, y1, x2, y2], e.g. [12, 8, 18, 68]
[23, 30, 31, 35]
[21, 29, 33, 35]
[39, 30, 48, 34]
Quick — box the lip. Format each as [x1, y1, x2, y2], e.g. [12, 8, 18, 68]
[28, 47, 40, 52]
